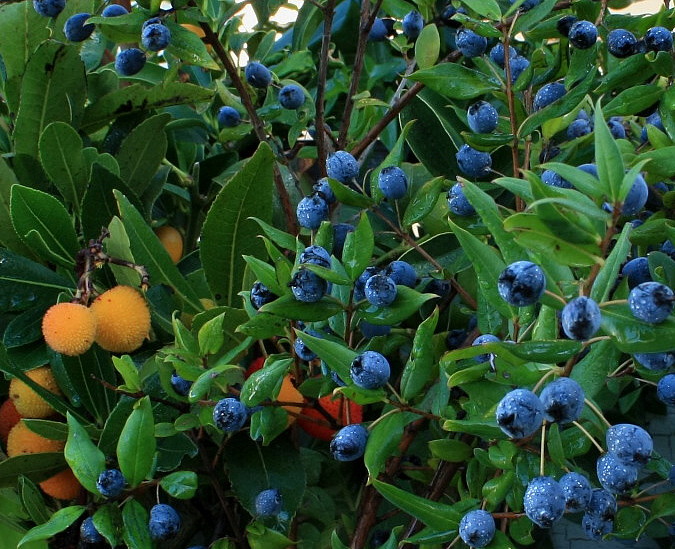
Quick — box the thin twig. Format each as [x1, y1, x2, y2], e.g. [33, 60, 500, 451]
[316, 0, 338, 175]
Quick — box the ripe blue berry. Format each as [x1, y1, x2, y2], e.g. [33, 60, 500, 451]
[496, 388, 544, 439]
[621, 257, 651, 288]
[354, 266, 380, 302]
[582, 513, 613, 540]
[556, 15, 578, 37]
[326, 151, 359, 183]
[539, 377, 585, 424]
[213, 397, 248, 432]
[541, 169, 572, 189]
[290, 269, 327, 303]
[497, 260, 546, 307]
[567, 118, 593, 139]
[350, 351, 390, 389]
[578, 162, 598, 177]
[586, 488, 617, 521]
[633, 351, 674, 371]
[218, 106, 241, 127]
[378, 166, 408, 200]
[456, 145, 492, 179]
[456, 28, 488, 58]
[313, 178, 336, 204]
[333, 223, 355, 258]
[608, 117, 626, 139]
[149, 504, 181, 541]
[657, 373, 675, 406]
[472, 333, 500, 363]
[447, 183, 476, 216]
[559, 472, 592, 512]
[142, 22, 171, 51]
[523, 476, 566, 528]
[508, 55, 530, 82]
[467, 101, 499, 133]
[96, 468, 126, 498]
[384, 260, 416, 288]
[279, 84, 305, 109]
[64, 13, 95, 42]
[606, 423, 653, 466]
[509, 0, 541, 10]
[622, 173, 648, 216]
[170, 373, 192, 396]
[458, 509, 495, 548]
[250, 281, 277, 310]
[644, 26, 673, 52]
[255, 488, 283, 516]
[80, 517, 104, 544]
[360, 321, 391, 339]
[300, 245, 331, 268]
[489, 44, 517, 68]
[294, 329, 321, 361]
[561, 296, 602, 340]
[102, 4, 128, 16]
[533, 82, 566, 110]
[596, 452, 639, 494]
[628, 281, 674, 324]
[607, 29, 638, 58]
[369, 18, 388, 42]
[402, 11, 424, 40]
[245, 62, 272, 88]
[330, 424, 368, 461]
[33, 0, 65, 17]
[115, 48, 146, 76]
[364, 274, 397, 307]
[296, 194, 329, 230]
[568, 20, 598, 49]
[641, 111, 665, 143]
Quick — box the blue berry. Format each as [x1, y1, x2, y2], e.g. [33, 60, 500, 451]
[608, 117, 626, 139]
[633, 351, 674, 371]
[218, 106, 241, 127]
[279, 84, 304, 109]
[607, 29, 638, 58]
[142, 17, 162, 29]
[170, 373, 192, 396]
[523, 476, 566, 528]
[250, 281, 276, 310]
[384, 261, 416, 288]
[456, 28, 488, 58]
[115, 48, 146, 76]
[568, 20, 598, 49]
[657, 373, 675, 406]
[360, 321, 391, 339]
[467, 101, 498, 133]
[354, 266, 380, 302]
[102, 4, 128, 16]
[456, 145, 492, 179]
[489, 44, 517, 68]
[402, 11, 424, 40]
[472, 334, 500, 363]
[556, 15, 578, 37]
[622, 173, 648, 216]
[333, 223, 355, 258]
[326, 151, 359, 183]
[539, 377, 585, 424]
[541, 169, 572, 189]
[534, 82, 566, 110]
[447, 183, 476, 216]
[290, 269, 327, 303]
[350, 351, 390, 389]
[597, 452, 639, 494]
[561, 296, 601, 340]
[296, 194, 329, 230]
[300, 245, 331, 268]
[582, 513, 613, 540]
[497, 260, 546, 307]
[578, 163, 598, 178]
[330, 424, 368, 461]
[621, 257, 651, 288]
[255, 488, 283, 516]
[446, 328, 468, 350]
[142, 22, 171, 51]
[80, 517, 104, 544]
[458, 509, 495, 548]
[96, 468, 126, 498]
[508, 55, 530, 82]
[559, 472, 592, 512]
[496, 388, 544, 439]
[213, 397, 248, 432]
[33, 0, 65, 17]
[64, 13, 95, 42]
[294, 329, 321, 361]
[662, 239, 675, 259]
[567, 118, 593, 139]
[606, 423, 653, 466]
[313, 178, 336, 204]
[364, 274, 397, 307]
[644, 26, 673, 52]
[149, 504, 181, 541]
[509, 0, 541, 10]
[378, 166, 408, 200]
[628, 282, 674, 324]
[369, 18, 388, 42]
[586, 488, 617, 521]
[245, 62, 272, 88]
[641, 111, 665, 143]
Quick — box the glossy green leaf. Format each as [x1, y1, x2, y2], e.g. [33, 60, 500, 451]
[634, 146, 675, 181]
[18, 506, 85, 547]
[237, 312, 290, 339]
[164, 20, 219, 69]
[122, 499, 152, 549]
[547, 423, 565, 467]
[408, 63, 501, 100]
[240, 357, 291, 406]
[594, 100, 625, 202]
[259, 294, 343, 321]
[604, 85, 664, 117]
[0, 2, 49, 83]
[198, 312, 226, 356]
[467, 0, 501, 20]
[428, 438, 473, 462]
[117, 396, 156, 488]
[93, 504, 123, 548]
[159, 471, 198, 500]
[601, 304, 675, 353]
[365, 412, 417, 479]
[591, 223, 631, 303]
[483, 470, 515, 507]
[19, 475, 49, 525]
[249, 217, 296, 251]
[415, 24, 440, 70]
[342, 211, 373, 280]
[296, 330, 357, 382]
[0, 453, 66, 488]
[538, 162, 605, 200]
[358, 286, 437, 326]
[570, 339, 621, 399]
[64, 413, 106, 495]
[442, 419, 504, 439]
[597, 54, 652, 93]
[503, 340, 583, 363]
[326, 178, 373, 209]
[402, 176, 444, 227]
[400, 307, 439, 400]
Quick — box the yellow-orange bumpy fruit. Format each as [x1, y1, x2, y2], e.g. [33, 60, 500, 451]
[9, 366, 62, 418]
[40, 468, 83, 500]
[154, 225, 183, 264]
[42, 302, 97, 356]
[6, 420, 65, 457]
[91, 286, 151, 353]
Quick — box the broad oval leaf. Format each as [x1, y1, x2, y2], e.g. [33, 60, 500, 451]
[117, 396, 156, 488]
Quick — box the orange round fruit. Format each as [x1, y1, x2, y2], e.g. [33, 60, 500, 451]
[39, 468, 83, 500]
[0, 399, 22, 444]
[154, 226, 183, 264]
[277, 376, 304, 425]
[90, 286, 151, 353]
[6, 420, 65, 457]
[9, 366, 61, 419]
[41, 302, 97, 356]
[297, 394, 363, 441]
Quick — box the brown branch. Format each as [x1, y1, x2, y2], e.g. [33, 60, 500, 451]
[316, 0, 338, 176]
[503, 14, 524, 212]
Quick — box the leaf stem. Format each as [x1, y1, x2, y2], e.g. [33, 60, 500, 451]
[540, 421, 547, 476]
[572, 420, 604, 453]
[583, 398, 612, 428]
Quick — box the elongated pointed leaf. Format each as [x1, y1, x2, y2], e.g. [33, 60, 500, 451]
[117, 396, 156, 487]
[65, 413, 106, 495]
[18, 506, 85, 547]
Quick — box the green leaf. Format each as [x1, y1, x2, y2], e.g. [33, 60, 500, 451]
[402, 176, 444, 227]
[547, 423, 565, 467]
[538, 162, 605, 200]
[570, 339, 621, 399]
[342, 212, 374, 280]
[112, 355, 142, 393]
[483, 471, 515, 507]
[601, 304, 675, 353]
[593, 100, 625, 203]
[117, 396, 156, 488]
[260, 295, 343, 321]
[415, 24, 440, 70]
[19, 475, 49, 525]
[296, 330, 357, 382]
[18, 506, 85, 547]
[365, 412, 418, 479]
[400, 308, 439, 401]
[358, 286, 438, 326]
[38, 122, 88, 212]
[159, 471, 198, 500]
[369, 121, 416, 203]
[604, 85, 664, 117]
[240, 357, 292, 407]
[93, 504, 123, 548]
[326, 178, 373, 209]
[122, 499, 152, 549]
[0, 453, 66, 488]
[428, 438, 473, 462]
[237, 313, 290, 339]
[249, 217, 296, 251]
[0, 2, 50, 83]
[64, 413, 106, 495]
[591, 224, 632, 303]
[164, 21, 219, 69]
[598, 54, 653, 93]
[198, 312, 226, 356]
[10, 185, 80, 268]
[201, 143, 274, 307]
[442, 419, 504, 439]
[634, 146, 675, 181]
[408, 63, 501, 100]
[467, 0, 501, 20]
[292, 0, 323, 50]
